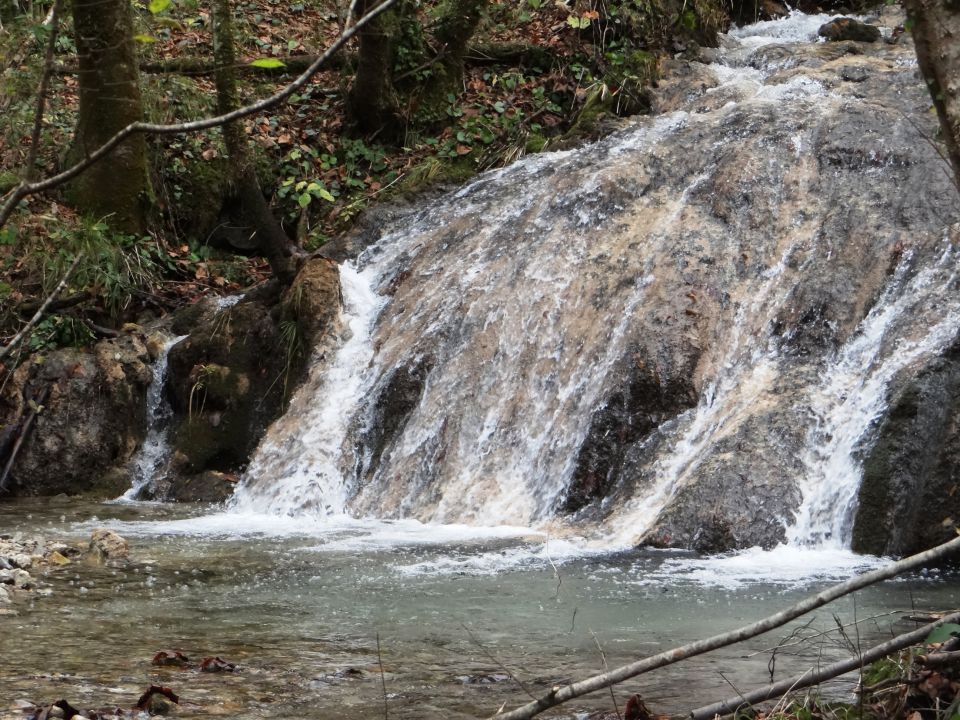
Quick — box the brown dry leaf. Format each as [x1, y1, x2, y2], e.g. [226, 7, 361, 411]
[201, 148, 218, 161]
[455, 144, 473, 156]
[135, 685, 180, 711]
[152, 649, 190, 667]
[200, 656, 238, 672]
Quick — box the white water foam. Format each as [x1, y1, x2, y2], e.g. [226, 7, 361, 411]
[620, 545, 888, 590]
[790, 242, 960, 547]
[728, 10, 834, 48]
[230, 262, 385, 517]
[119, 334, 187, 501]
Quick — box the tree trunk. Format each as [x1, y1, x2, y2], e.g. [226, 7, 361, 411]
[432, 0, 488, 92]
[906, 0, 960, 189]
[69, 0, 152, 234]
[346, 0, 403, 138]
[212, 0, 296, 285]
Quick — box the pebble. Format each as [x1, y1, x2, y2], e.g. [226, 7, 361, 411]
[89, 529, 130, 563]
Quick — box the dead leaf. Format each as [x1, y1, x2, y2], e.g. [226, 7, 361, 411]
[152, 649, 190, 667]
[200, 656, 238, 672]
[135, 685, 180, 712]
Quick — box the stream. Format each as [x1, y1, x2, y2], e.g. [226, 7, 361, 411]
[1, 498, 958, 718]
[4, 7, 960, 719]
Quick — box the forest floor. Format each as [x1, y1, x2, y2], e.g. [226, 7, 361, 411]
[0, 0, 673, 348]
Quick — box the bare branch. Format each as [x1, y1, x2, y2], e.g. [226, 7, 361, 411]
[0, 254, 82, 363]
[26, 0, 64, 182]
[490, 535, 960, 720]
[690, 610, 960, 720]
[376, 632, 389, 720]
[0, 0, 398, 230]
[916, 650, 960, 666]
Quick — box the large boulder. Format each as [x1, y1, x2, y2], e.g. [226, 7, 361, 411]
[852, 337, 960, 556]
[0, 332, 152, 497]
[152, 258, 342, 500]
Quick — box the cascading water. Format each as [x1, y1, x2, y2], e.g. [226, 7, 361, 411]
[121, 334, 187, 501]
[232, 9, 960, 555]
[789, 242, 960, 547]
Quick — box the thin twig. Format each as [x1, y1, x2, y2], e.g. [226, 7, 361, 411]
[0, 385, 49, 493]
[591, 630, 622, 720]
[0, 254, 81, 363]
[26, 0, 63, 182]
[462, 623, 537, 701]
[0, 0, 398, 230]
[490, 535, 960, 720]
[689, 610, 960, 720]
[376, 632, 388, 720]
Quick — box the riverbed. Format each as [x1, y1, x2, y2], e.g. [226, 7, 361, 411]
[2, 498, 957, 719]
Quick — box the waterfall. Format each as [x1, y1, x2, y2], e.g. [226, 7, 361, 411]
[231, 9, 960, 552]
[230, 264, 386, 516]
[121, 334, 187, 501]
[789, 242, 960, 547]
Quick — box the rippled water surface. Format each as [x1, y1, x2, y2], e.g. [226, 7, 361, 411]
[2, 499, 958, 719]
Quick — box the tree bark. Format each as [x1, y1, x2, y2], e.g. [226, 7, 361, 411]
[906, 0, 960, 189]
[432, 0, 488, 92]
[212, 0, 296, 285]
[69, 0, 152, 234]
[346, 0, 404, 137]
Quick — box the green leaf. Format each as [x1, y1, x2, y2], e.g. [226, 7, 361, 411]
[315, 187, 335, 202]
[925, 623, 960, 644]
[297, 193, 312, 208]
[148, 0, 171, 14]
[133, 33, 158, 43]
[249, 58, 286, 69]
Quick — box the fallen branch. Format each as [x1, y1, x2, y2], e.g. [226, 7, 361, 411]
[689, 610, 960, 720]
[0, 0, 398, 231]
[0, 254, 82, 363]
[916, 650, 960, 666]
[16, 290, 93, 316]
[491, 535, 960, 720]
[53, 53, 353, 77]
[0, 385, 50, 494]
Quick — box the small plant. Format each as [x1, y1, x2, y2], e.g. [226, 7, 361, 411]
[27, 315, 96, 351]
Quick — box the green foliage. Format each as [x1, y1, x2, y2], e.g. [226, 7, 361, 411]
[42, 219, 172, 319]
[249, 57, 286, 68]
[28, 315, 96, 351]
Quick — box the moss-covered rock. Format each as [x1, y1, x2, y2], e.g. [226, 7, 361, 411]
[157, 259, 342, 501]
[0, 332, 152, 498]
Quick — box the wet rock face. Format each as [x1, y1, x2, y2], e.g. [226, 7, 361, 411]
[564, 351, 699, 514]
[88, 528, 130, 563]
[242, 11, 960, 552]
[853, 333, 960, 557]
[156, 259, 342, 500]
[0, 333, 152, 498]
[818, 17, 882, 42]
